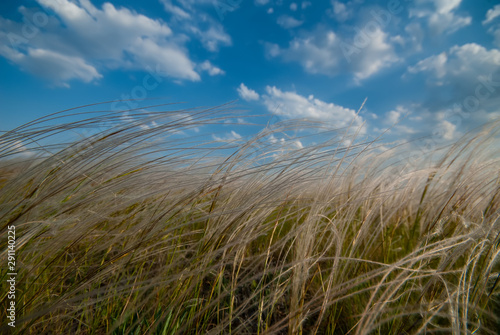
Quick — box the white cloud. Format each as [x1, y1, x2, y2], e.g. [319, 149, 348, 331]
[277, 15, 303, 29]
[255, 0, 270, 5]
[38, 0, 173, 49]
[427, 12, 471, 35]
[267, 8, 274, 14]
[437, 120, 457, 140]
[268, 135, 283, 144]
[268, 135, 304, 152]
[265, 42, 281, 57]
[383, 106, 416, 135]
[212, 130, 242, 142]
[290, 3, 298, 11]
[160, 0, 232, 52]
[328, 0, 365, 21]
[408, 52, 448, 79]
[268, 27, 398, 82]
[187, 25, 232, 52]
[386, 109, 401, 124]
[331, 1, 352, 21]
[380, 104, 424, 139]
[489, 26, 500, 48]
[0, 0, 209, 84]
[139, 120, 159, 130]
[390, 35, 404, 46]
[161, 0, 191, 20]
[407, 44, 500, 85]
[482, 5, 500, 48]
[411, 0, 471, 35]
[230, 130, 241, 139]
[0, 0, 233, 85]
[130, 38, 200, 81]
[483, 5, 500, 25]
[0, 47, 101, 87]
[425, 0, 461, 14]
[301, 2, 311, 10]
[237, 83, 260, 101]
[198, 60, 225, 76]
[262, 86, 365, 132]
[267, 30, 341, 72]
[407, 45, 500, 135]
[293, 140, 304, 149]
[405, 22, 424, 52]
[349, 28, 400, 81]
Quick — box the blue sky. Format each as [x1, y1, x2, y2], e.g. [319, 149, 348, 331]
[1, 0, 500, 152]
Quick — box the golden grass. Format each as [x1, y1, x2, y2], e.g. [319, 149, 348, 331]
[0, 104, 499, 334]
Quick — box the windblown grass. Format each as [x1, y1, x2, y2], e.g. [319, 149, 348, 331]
[1, 104, 499, 334]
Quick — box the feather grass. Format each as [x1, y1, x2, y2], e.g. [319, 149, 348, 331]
[1, 103, 499, 334]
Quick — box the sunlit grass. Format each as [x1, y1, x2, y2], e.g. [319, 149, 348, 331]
[1, 104, 499, 334]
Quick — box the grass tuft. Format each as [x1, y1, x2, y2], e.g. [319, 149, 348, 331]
[1, 104, 500, 334]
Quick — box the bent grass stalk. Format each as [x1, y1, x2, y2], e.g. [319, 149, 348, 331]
[0, 103, 499, 334]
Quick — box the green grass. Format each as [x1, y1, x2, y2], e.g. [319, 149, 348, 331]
[1, 105, 499, 334]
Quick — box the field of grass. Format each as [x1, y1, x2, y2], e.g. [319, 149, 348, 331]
[1, 105, 500, 334]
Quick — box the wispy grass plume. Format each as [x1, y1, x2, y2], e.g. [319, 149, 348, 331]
[1, 103, 499, 334]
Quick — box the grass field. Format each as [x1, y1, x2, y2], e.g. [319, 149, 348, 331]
[1, 105, 500, 334]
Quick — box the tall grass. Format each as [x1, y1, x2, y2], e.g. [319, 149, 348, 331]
[1, 104, 499, 334]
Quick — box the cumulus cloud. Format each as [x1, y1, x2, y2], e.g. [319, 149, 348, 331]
[277, 15, 303, 29]
[265, 30, 341, 72]
[331, 1, 352, 21]
[438, 120, 457, 140]
[411, 0, 471, 35]
[483, 5, 500, 25]
[386, 109, 402, 124]
[0, 47, 101, 87]
[422, 0, 462, 14]
[407, 44, 500, 135]
[293, 140, 304, 149]
[382, 106, 418, 135]
[237, 83, 260, 101]
[432, 116, 458, 140]
[268, 135, 303, 149]
[267, 27, 398, 82]
[489, 27, 500, 48]
[188, 25, 232, 52]
[130, 38, 200, 81]
[405, 22, 424, 52]
[0, 0, 230, 85]
[268, 135, 284, 144]
[212, 130, 242, 142]
[261, 86, 365, 132]
[327, 0, 365, 21]
[161, 0, 191, 20]
[408, 52, 448, 82]
[36, 0, 176, 59]
[408, 44, 500, 86]
[347, 28, 400, 81]
[198, 60, 225, 76]
[160, 0, 232, 52]
[482, 5, 500, 48]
